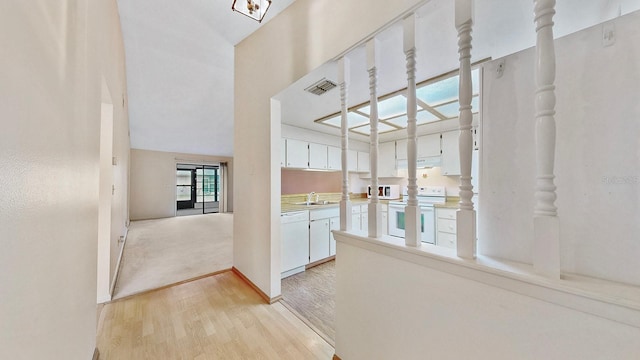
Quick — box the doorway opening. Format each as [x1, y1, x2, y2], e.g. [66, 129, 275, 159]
[176, 163, 222, 216]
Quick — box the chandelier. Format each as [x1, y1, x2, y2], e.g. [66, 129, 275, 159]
[232, 0, 272, 23]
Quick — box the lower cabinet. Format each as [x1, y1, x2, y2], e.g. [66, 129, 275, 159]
[309, 218, 330, 263]
[329, 216, 339, 256]
[309, 207, 340, 263]
[436, 208, 457, 249]
[381, 204, 388, 235]
[351, 204, 368, 231]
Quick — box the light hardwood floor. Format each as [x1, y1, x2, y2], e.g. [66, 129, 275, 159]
[98, 271, 334, 359]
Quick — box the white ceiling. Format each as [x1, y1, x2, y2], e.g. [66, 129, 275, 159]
[118, 0, 639, 156]
[118, 0, 297, 157]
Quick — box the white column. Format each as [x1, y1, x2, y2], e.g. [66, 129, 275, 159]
[366, 39, 382, 238]
[338, 57, 352, 231]
[455, 0, 476, 259]
[533, 0, 560, 278]
[403, 14, 421, 247]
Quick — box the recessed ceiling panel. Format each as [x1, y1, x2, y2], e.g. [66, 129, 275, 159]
[357, 94, 418, 119]
[432, 95, 480, 118]
[322, 112, 370, 128]
[351, 122, 397, 135]
[385, 110, 439, 128]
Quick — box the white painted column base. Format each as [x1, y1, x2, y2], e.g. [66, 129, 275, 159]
[341, 200, 352, 231]
[456, 209, 476, 259]
[404, 205, 422, 247]
[533, 215, 560, 278]
[368, 202, 382, 238]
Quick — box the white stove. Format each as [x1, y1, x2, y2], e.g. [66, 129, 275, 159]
[388, 186, 446, 244]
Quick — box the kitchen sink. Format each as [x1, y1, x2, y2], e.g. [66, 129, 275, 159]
[294, 200, 339, 206]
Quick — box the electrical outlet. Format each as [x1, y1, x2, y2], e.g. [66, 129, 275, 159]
[496, 59, 505, 78]
[602, 23, 615, 47]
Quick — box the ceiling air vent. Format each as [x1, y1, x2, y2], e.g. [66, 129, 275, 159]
[304, 78, 337, 95]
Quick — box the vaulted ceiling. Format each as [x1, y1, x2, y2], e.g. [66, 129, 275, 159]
[118, 0, 296, 157]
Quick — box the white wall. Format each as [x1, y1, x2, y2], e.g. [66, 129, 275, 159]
[129, 148, 233, 220]
[0, 0, 127, 358]
[335, 240, 640, 359]
[480, 10, 640, 285]
[234, 0, 426, 297]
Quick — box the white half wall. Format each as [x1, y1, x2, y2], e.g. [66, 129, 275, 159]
[0, 0, 128, 358]
[480, 10, 640, 285]
[129, 148, 233, 220]
[335, 239, 640, 359]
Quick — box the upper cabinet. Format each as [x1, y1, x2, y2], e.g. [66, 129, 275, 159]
[417, 134, 441, 158]
[379, 141, 397, 177]
[347, 149, 369, 172]
[347, 149, 358, 172]
[285, 139, 309, 168]
[283, 138, 367, 172]
[327, 146, 341, 170]
[281, 138, 287, 167]
[396, 134, 440, 161]
[309, 143, 328, 170]
[440, 130, 461, 176]
[358, 151, 370, 172]
[396, 139, 407, 160]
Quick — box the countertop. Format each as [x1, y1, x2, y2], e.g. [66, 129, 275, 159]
[281, 198, 379, 213]
[434, 197, 460, 209]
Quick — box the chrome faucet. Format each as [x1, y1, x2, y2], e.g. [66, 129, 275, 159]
[307, 192, 317, 205]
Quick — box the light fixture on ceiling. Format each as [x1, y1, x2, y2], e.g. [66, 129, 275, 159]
[232, 0, 272, 23]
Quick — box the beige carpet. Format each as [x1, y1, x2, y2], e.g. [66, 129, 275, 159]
[113, 213, 233, 300]
[281, 260, 336, 345]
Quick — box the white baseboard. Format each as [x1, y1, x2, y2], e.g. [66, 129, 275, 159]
[109, 226, 128, 297]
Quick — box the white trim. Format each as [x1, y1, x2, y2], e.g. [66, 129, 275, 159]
[108, 226, 128, 301]
[333, 230, 640, 328]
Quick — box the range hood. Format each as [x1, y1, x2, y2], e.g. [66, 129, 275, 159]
[396, 156, 442, 169]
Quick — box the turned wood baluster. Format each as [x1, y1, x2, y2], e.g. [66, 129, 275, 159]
[404, 14, 421, 247]
[366, 39, 382, 238]
[533, 0, 560, 277]
[338, 57, 352, 231]
[455, 0, 476, 259]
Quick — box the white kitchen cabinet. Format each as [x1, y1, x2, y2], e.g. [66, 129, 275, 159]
[381, 204, 388, 235]
[436, 208, 457, 249]
[348, 150, 358, 172]
[329, 216, 339, 256]
[441, 130, 461, 176]
[351, 204, 362, 231]
[360, 204, 369, 231]
[351, 213, 361, 231]
[310, 218, 331, 262]
[327, 146, 342, 170]
[358, 151, 370, 172]
[309, 207, 340, 263]
[379, 141, 397, 177]
[417, 133, 441, 158]
[309, 143, 328, 169]
[285, 139, 308, 168]
[396, 138, 407, 160]
[347, 150, 370, 173]
[281, 138, 286, 167]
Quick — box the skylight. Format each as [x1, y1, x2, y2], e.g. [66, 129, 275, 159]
[316, 68, 480, 135]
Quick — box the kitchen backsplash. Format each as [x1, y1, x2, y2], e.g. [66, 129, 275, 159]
[282, 167, 461, 197]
